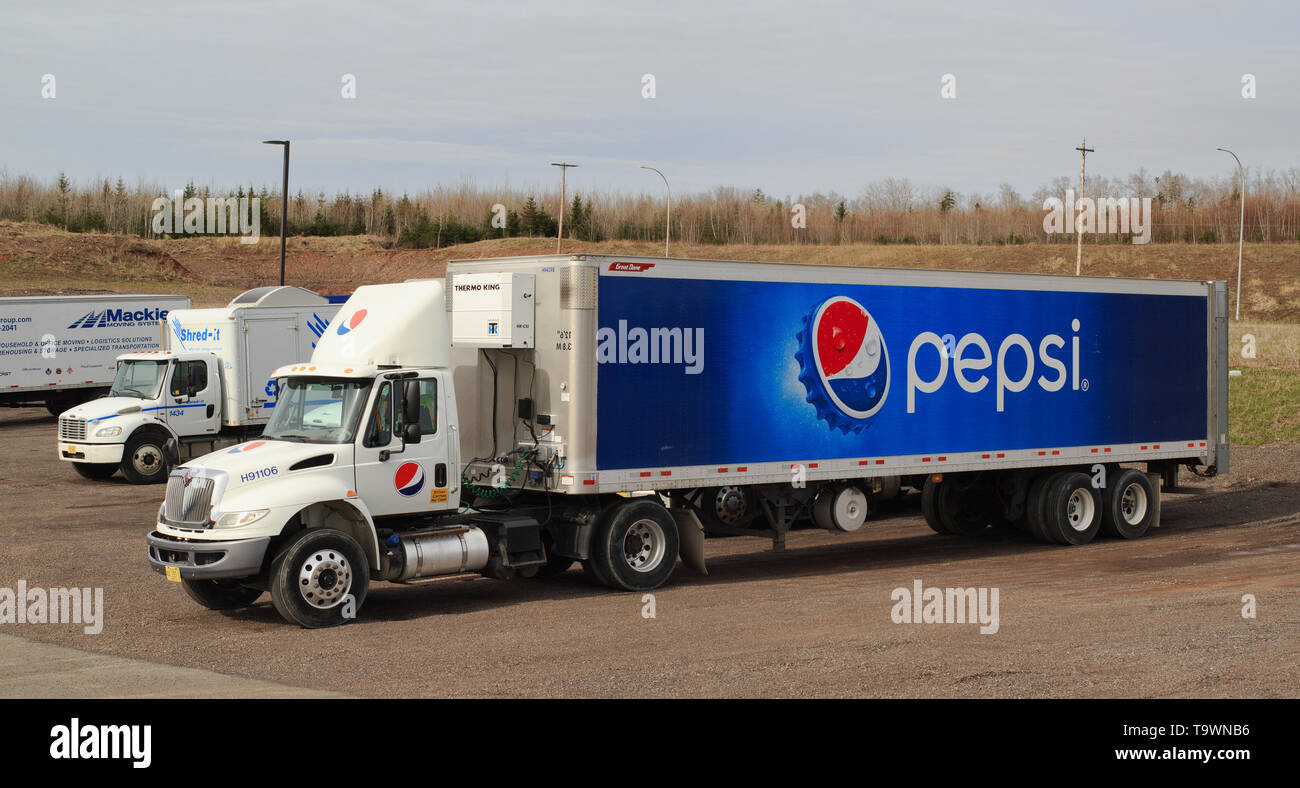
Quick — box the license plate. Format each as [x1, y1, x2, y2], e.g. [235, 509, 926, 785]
[164, 565, 180, 582]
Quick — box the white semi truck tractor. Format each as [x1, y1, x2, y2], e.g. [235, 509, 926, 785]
[58, 286, 339, 483]
[147, 255, 1229, 628]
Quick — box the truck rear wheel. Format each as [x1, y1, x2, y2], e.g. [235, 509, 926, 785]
[590, 500, 679, 592]
[181, 579, 262, 611]
[72, 462, 117, 481]
[1040, 472, 1102, 545]
[699, 486, 753, 530]
[269, 528, 370, 628]
[1101, 469, 1155, 539]
[121, 432, 169, 484]
[1025, 473, 1055, 543]
[921, 476, 989, 536]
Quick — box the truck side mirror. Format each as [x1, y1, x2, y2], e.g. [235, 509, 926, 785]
[403, 381, 421, 427]
[403, 422, 421, 444]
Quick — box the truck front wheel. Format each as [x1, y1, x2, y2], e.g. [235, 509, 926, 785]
[181, 579, 262, 610]
[121, 433, 169, 484]
[72, 462, 117, 481]
[269, 529, 370, 628]
[590, 501, 679, 592]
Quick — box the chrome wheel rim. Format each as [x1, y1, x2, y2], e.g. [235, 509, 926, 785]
[298, 549, 352, 609]
[711, 487, 747, 524]
[623, 519, 666, 573]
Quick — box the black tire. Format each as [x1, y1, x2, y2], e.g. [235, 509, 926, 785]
[532, 530, 577, 578]
[269, 528, 370, 628]
[698, 486, 753, 530]
[923, 476, 990, 536]
[72, 462, 117, 481]
[1040, 471, 1103, 545]
[920, 477, 952, 534]
[1101, 469, 1156, 539]
[1025, 473, 1055, 543]
[120, 431, 170, 484]
[181, 579, 263, 610]
[590, 500, 679, 592]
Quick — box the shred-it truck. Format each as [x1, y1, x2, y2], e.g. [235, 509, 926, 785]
[0, 294, 190, 414]
[146, 255, 1229, 628]
[58, 286, 339, 483]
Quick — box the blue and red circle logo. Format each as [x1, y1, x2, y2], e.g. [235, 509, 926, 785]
[336, 309, 367, 336]
[394, 461, 424, 496]
[796, 296, 890, 434]
[228, 440, 267, 454]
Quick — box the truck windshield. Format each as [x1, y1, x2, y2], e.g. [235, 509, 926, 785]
[263, 377, 372, 444]
[109, 359, 168, 399]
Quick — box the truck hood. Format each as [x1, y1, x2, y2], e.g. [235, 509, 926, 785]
[62, 396, 158, 423]
[184, 439, 344, 479]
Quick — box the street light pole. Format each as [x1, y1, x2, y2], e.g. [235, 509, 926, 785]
[262, 140, 290, 286]
[1216, 147, 1246, 321]
[640, 166, 670, 257]
[551, 162, 577, 253]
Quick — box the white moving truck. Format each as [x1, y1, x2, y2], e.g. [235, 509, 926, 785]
[59, 286, 338, 483]
[0, 294, 190, 414]
[146, 255, 1229, 627]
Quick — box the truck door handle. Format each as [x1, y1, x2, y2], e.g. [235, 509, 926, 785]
[207, 405, 215, 418]
[435, 463, 447, 487]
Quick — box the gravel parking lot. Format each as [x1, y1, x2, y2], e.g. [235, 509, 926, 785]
[1, 406, 1297, 698]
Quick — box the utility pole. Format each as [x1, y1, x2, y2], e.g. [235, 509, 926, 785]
[262, 140, 290, 286]
[1216, 147, 1246, 321]
[1075, 138, 1094, 276]
[551, 162, 577, 253]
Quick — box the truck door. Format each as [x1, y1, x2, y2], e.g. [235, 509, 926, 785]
[164, 358, 219, 437]
[243, 317, 297, 417]
[353, 374, 454, 517]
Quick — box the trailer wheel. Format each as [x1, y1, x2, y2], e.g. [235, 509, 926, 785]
[590, 500, 679, 592]
[72, 462, 117, 481]
[181, 579, 262, 611]
[269, 528, 370, 628]
[1040, 472, 1102, 546]
[921, 477, 952, 534]
[1025, 473, 1055, 543]
[922, 476, 989, 536]
[1101, 469, 1155, 539]
[699, 486, 752, 529]
[120, 432, 170, 484]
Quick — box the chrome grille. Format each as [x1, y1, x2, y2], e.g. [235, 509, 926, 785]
[164, 472, 215, 526]
[59, 417, 86, 441]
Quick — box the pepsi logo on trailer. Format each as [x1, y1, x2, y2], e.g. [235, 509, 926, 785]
[394, 461, 424, 496]
[336, 309, 367, 336]
[796, 296, 890, 434]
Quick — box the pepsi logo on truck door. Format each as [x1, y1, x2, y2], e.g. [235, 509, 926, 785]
[394, 461, 424, 496]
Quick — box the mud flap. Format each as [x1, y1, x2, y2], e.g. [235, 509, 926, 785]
[1145, 472, 1162, 528]
[669, 508, 707, 575]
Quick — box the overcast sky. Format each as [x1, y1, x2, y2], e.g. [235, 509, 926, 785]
[3, 0, 1296, 200]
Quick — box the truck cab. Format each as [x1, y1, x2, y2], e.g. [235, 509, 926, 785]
[57, 286, 340, 484]
[58, 350, 222, 483]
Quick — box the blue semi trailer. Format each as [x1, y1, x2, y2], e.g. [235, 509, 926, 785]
[148, 255, 1229, 626]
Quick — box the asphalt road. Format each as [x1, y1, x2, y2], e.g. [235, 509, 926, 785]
[1, 407, 1296, 697]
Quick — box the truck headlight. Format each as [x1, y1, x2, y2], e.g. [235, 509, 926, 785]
[95, 425, 122, 437]
[214, 509, 270, 528]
